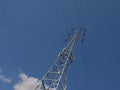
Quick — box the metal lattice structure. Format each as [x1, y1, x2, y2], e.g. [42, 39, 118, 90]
[35, 27, 86, 90]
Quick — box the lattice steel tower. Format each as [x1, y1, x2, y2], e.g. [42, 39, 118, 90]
[35, 27, 86, 90]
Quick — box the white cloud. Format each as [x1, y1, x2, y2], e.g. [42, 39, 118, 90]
[0, 69, 11, 83]
[0, 75, 11, 83]
[14, 73, 56, 90]
[14, 73, 38, 90]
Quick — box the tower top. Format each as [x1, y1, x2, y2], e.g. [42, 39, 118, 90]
[34, 26, 86, 90]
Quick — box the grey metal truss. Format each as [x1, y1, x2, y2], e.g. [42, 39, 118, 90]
[35, 27, 85, 90]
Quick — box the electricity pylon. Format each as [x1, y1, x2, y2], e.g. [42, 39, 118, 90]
[35, 26, 86, 90]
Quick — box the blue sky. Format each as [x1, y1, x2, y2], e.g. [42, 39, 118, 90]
[0, 0, 120, 90]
